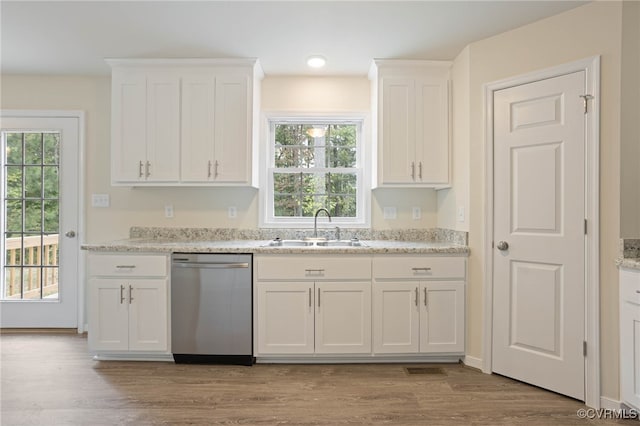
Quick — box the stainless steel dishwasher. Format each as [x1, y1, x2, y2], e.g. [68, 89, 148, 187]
[171, 253, 253, 365]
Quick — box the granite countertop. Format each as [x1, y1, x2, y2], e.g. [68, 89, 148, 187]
[617, 239, 640, 271]
[81, 238, 469, 255]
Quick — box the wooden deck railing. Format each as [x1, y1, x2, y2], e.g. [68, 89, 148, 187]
[4, 235, 59, 299]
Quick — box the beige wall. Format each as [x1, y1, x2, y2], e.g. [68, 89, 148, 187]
[620, 0, 640, 238]
[462, 1, 623, 399]
[1, 75, 438, 242]
[438, 46, 470, 232]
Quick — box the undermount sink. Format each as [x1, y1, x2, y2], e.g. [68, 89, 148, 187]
[264, 238, 366, 248]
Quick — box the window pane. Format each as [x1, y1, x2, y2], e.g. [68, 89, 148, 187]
[5, 239, 22, 265]
[23, 266, 41, 299]
[274, 194, 300, 217]
[24, 200, 43, 232]
[5, 166, 22, 199]
[43, 167, 59, 198]
[43, 133, 60, 165]
[329, 195, 357, 217]
[24, 133, 43, 165]
[326, 147, 357, 168]
[5, 200, 22, 234]
[327, 173, 357, 195]
[5, 133, 23, 165]
[273, 173, 302, 195]
[4, 268, 21, 299]
[43, 200, 59, 233]
[23, 235, 43, 266]
[24, 166, 42, 198]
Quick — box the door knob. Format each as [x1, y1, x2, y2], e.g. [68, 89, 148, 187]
[65, 230, 76, 238]
[496, 241, 509, 251]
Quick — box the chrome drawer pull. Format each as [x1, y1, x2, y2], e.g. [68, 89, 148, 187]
[116, 265, 136, 269]
[305, 269, 325, 273]
[411, 267, 432, 272]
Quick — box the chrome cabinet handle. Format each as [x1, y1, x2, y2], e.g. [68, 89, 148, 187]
[424, 287, 428, 307]
[318, 288, 321, 308]
[411, 162, 415, 180]
[116, 265, 136, 269]
[145, 161, 151, 177]
[305, 269, 325, 274]
[139, 161, 144, 178]
[497, 241, 509, 251]
[309, 288, 312, 307]
[411, 267, 432, 272]
[214, 160, 219, 178]
[208, 160, 212, 178]
[418, 162, 423, 180]
[415, 287, 419, 307]
[129, 285, 134, 304]
[120, 285, 125, 304]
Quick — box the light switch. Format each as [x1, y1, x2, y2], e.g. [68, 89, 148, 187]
[91, 194, 110, 208]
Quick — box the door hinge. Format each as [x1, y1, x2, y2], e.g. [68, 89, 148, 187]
[584, 219, 587, 235]
[579, 94, 594, 114]
[583, 341, 587, 357]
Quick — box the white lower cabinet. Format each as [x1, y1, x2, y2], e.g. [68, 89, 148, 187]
[372, 255, 466, 355]
[620, 267, 640, 410]
[373, 281, 464, 354]
[257, 281, 371, 355]
[255, 255, 372, 356]
[88, 254, 169, 354]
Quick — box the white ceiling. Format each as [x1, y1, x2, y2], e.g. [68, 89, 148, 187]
[1, 1, 588, 76]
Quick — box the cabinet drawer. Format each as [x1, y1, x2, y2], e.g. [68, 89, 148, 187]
[620, 269, 640, 305]
[89, 254, 168, 277]
[256, 255, 371, 280]
[373, 256, 465, 280]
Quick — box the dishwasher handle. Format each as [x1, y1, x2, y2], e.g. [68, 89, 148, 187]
[172, 262, 249, 269]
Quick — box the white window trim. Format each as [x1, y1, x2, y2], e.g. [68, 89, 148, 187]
[259, 111, 371, 228]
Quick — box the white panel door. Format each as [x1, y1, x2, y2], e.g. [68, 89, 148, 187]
[381, 77, 415, 184]
[214, 75, 250, 183]
[257, 282, 314, 354]
[372, 281, 419, 354]
[181, 74, 215, 182]
[111, 69, 146, 182]
[146, 72, 180, 182]
[420, 282, 464, 353]
[128, 279, 168, 352]
[492, 71, 586, 400]
[315, 282, 371, 354]
[88, 279, 128, 351]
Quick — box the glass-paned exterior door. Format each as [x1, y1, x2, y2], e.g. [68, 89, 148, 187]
[3, 132, 60, 300]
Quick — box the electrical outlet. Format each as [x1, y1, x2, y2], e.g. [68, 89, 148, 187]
[228, 206, 237, 219]
[383, 206, 397, 220]
[91, 194, 110, 208]
[412, 207, 421, 220]
[164, 205, 174, 218]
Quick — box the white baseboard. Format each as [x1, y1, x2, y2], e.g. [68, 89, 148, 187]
[462, 355, 483, 371]
[600, 396, 622, 410]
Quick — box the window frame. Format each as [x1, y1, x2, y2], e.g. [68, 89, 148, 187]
[260, 113, 370, 228]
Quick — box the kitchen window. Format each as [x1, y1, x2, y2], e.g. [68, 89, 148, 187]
[262, 116, 368, 227]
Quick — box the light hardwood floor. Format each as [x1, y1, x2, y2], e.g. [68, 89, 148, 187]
[0, 333, 630, 425]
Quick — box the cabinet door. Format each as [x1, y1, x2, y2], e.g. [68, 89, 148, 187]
[420, 281, 464, 353]
[621, 269, 640, 410]
[128, 279, 168, 352]
[146, 72, 180, 182]
[111, 69, 147, 183]
[257, 282, 314, 354]
[214, 75, 250, 183]
[315, 282, 371, 354]
[380, 77, 416, 184]
[88, 279, 129, 351]
[415, 78, 449, 184]
[181, 74, 216, 182]
[372, 281, 419, 354]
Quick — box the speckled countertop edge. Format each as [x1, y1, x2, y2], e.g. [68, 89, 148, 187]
[616, 239, 640, 271]
[82, 227, 469, 255]
[82, 239, 469, 255]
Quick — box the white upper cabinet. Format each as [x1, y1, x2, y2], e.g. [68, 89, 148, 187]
[108, 59, 262, 186]
[370, 60, 451, 188]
